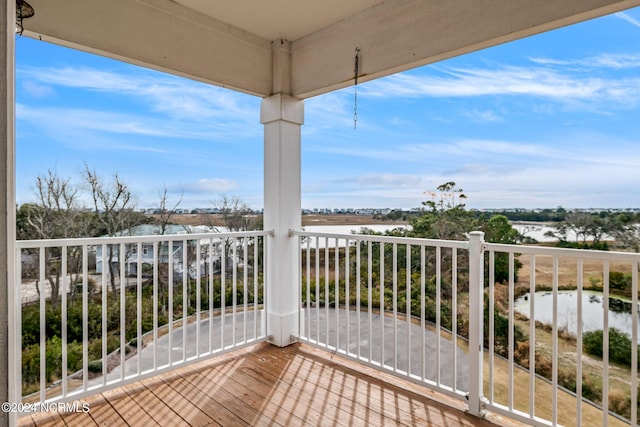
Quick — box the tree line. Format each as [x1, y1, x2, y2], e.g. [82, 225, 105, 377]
[17, 167, 259, 308]
[17, 167, 263, 395]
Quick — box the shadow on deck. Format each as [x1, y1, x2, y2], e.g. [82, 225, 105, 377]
[20, 342, 524, 426]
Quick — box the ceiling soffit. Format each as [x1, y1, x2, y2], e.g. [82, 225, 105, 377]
[170, 0, 384, 41]
[20, 0, 640, 99]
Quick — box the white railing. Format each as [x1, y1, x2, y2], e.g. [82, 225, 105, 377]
[294, 230, 640, 427]
[294, 230, 472, 402]
[14, 230, 269, 411]
[484, 242, 640, 427]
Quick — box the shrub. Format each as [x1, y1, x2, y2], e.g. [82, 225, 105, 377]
[608, 390, 631, 420]
[87, 360, 102, 374]
[582, 373, 602, 404]
[557, 366, 576, 392]
[484, 297, 525, 358]
[22, 337, 83, 393]
[514, 341, 530, 366]
[535, 352, 553, 379]
[609, 271, 632, 293]
[583, 328, 637, 367]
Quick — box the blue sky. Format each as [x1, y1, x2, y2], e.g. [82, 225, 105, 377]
[14, 8, 640, 211]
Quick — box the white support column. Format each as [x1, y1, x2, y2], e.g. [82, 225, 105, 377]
[261, 93, 303, 347]
[467, 231, 486, 418]
[1, 2, 16, 427]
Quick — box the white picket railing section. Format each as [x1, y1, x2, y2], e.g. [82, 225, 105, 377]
[13, 227, 640, 426]
[294, 230, 474, 402]
[294, 230, 640, 427]
[484, 242, 640, 427]
[14, 230, 268, 409]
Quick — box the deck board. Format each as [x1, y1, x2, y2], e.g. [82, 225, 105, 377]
[122, 380, 187, 426]
[84, 394, 127, 426]
[141, 375, 216, 426]
[22, 342, 522, 427]
[102, 387, 159, 426]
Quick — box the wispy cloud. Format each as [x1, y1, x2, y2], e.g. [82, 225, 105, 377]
[174, 178, 238, 194]
[530, 52, 640, 69]
[451, 139, 561, 157]
[332, 173, 428, 188]
[16, 99, 260, 144]
[360, 61, 640, 108]
[616, 11, 640, 29]
[17, 104, 171, 137]
[17, 65, 261, 127]
[21, 81, 55, 98]
[441, 164, 521, 177]
[462, 109, 502, 122]
[304, 91, 355, 132]
[16, 104, 217, 154]
[308, 137, 564, 165]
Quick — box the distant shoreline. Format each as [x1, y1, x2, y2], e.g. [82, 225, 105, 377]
[153, 213, 408, 227]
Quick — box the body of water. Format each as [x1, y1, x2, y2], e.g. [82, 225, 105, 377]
[300, 224, 409, 248]
[510, 221, 614, 243]
[514, 290, 639, 336]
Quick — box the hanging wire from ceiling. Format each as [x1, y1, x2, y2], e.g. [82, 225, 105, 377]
[354, 47, 360, 129]
[16, 0, 35, 36]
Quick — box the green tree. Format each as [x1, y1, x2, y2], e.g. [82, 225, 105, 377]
[546, 212, 613, 250]
[410, 184, 522, 284]
[479, 214, 522, 283]
[410, 182, 475, 241]
[609, 212, 640, 252]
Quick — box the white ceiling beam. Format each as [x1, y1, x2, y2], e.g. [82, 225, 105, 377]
[22, 0, 272, 97]
[291, 0, 640, 99]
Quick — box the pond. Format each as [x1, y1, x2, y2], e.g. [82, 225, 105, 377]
[514, 290, 640, 337]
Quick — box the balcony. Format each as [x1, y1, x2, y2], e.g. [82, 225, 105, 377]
[7, 2, 640, 426]
[22, 342, 511, 427]
[11, 230, 640, 426]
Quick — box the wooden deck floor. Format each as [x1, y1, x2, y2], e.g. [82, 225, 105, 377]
[20, 342, 523, 427]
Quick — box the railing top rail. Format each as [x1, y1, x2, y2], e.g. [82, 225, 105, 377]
[291, 229, 469, 249]
[486, 241, 640, 262]
[293, 229, 640, 262]
[15, 229, 272, 249]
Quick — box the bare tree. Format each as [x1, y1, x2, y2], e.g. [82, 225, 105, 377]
[215, 195, 257, 232]
[154, 186, 185, 317]
[212, 196, 260, 274]
[22, 170, 87, 308]
[83, 164, 138, 293]
[156, 185, 184, 235]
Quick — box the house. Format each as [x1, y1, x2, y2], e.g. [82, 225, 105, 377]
[4, 2, 640, 427]
[95, 224, 224, 278]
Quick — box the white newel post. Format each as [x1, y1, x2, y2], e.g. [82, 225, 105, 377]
[1, 2, 16, 427]
[467, 231, 486, 418]
[261, 93, 303, 347]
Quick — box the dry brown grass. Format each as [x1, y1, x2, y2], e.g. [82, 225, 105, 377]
[153, 213, 406, 227]
[440, 325, 628, 426]
[517, 253, 632, 292]
[483, 353, 629, 427]
[501, 252, 638, 425]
